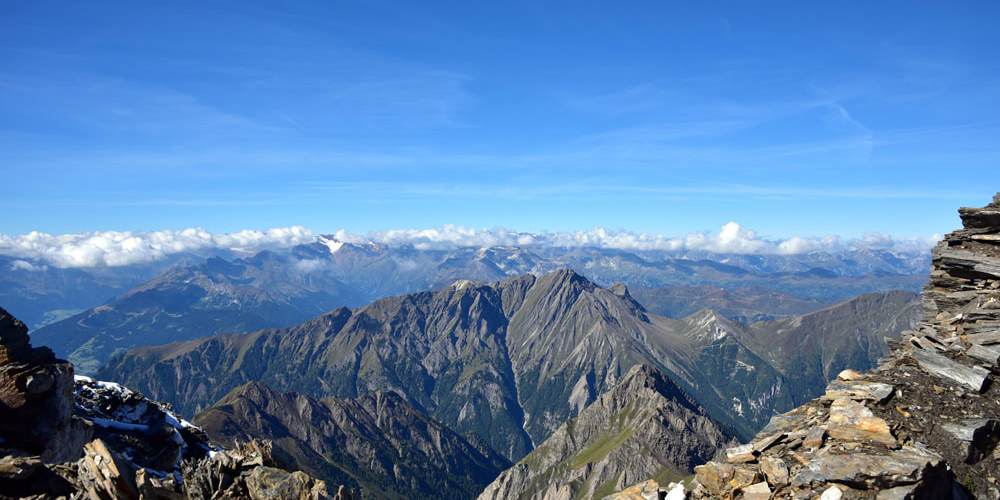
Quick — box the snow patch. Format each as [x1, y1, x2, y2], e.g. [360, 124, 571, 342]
[452, 279, 477, 291]
[665, 482, 686, 500]
[731, 397, 745, 417]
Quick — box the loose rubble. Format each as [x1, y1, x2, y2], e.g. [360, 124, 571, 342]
[0, 306, 348, 500]
[609, 193, 1000, 499]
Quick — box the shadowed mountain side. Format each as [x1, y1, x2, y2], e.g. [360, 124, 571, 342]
[195, 381, 510, 500]
[630, 284, 828, 322]
[745, 290, 920, 405]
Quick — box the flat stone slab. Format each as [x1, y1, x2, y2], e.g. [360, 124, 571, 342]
[760, 413, 807, 435]
[740, 481, 771, 500]
[940, 418, 1000, 464]
[837, 369, 865, 381]
[826, 398, 897, 446]
[966, 344, 1000, 365]
[793, 446, 943, 487]
[962, 331, 1000, 345]
[824, 380, 894, 403]
[725, 443, 756, 463]
[910, 348, 989, 392]
[751, 432, 784, 453]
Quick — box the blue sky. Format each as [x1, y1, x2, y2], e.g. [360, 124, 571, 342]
[2, 1, 998, 239]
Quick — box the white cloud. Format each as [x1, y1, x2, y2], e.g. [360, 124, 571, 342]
[0, 226, 315, 268]
[9, 259, 47, 272]
[292, 258, 328, 274]
[337, 223, 936, 256]
[0, 223, 935, 269]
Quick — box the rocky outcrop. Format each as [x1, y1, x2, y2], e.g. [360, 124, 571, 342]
[478, 365, 729, 500]
[194, 381, 511, 500]
[661, 193, 1000, 499]
[0, 306, 86, 464]
[0, 306, 341, 500]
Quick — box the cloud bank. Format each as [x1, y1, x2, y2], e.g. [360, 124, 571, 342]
[1, 223, 937, 269]
[1, 227, 316, 268]
[339, 222, 937, 255]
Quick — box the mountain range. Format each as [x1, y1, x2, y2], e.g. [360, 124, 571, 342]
[30, 252, 363, 372]
[21, 239, 927, 372]
[98, 270, 919, 466]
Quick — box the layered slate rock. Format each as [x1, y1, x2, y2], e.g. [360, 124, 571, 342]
[666, 194, 1000, 499]
[0, 306, 341, 500]
[195, 381, 511, 500]
[478, 365, 728, 500]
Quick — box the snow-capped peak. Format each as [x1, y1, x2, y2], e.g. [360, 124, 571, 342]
[319, 236, 345, 254]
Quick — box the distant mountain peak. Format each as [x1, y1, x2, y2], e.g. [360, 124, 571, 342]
[547, 267, 587, 280]
[537, 268, 596, 292]
[613, 363, 696, 407]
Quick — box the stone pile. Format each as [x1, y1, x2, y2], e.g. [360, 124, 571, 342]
[608, 193, 1000, 499]
[0, 305, 348, 499]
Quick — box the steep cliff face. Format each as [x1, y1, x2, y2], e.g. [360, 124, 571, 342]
[195, 382, 511, 500]
[478, 365, 729, 500]
[663, 193, 1000, 500]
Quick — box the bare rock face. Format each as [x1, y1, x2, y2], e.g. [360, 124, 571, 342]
[0, 306, 342, 499]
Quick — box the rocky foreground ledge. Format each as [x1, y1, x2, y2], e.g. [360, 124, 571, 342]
[612, 194, 1000, 500]
[0, 306, 350, 499]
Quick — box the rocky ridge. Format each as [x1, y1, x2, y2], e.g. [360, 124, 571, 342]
[0, 306, 343, 500]
[621, 193, 1000, 499]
